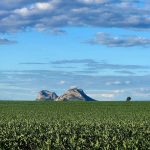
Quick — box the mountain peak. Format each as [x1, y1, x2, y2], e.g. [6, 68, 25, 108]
[36, 90, 58, 101]
[56, 88, 95, 101]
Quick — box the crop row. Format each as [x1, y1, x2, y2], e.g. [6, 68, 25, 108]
[0, 121, 149, 150]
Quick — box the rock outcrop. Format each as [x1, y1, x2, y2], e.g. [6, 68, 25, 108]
[36, 90, 58, 101]
[56, 88, 95, 101]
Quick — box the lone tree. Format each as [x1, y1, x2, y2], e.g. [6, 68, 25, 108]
[126, 97, 131, 102]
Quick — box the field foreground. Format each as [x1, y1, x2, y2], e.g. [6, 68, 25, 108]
[0, 101, 149, 149]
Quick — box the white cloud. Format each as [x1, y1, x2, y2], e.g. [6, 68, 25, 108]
[1, 0, 150, 33]
[35, 3, 52, 10]
[88, 93, 114, 99]
[87, 32, 150, 47]
[106, 80, 131, 86]
[14, 1, 57, 17]
[14, 7, 30, 16]
[88, 89, 125, 100]
[77, 0, 107, 4]
[0, 38, 17, 45]
[106, 81, 121, 85]
[70, 85, 77, 89]
[100, 93, 114, 98]
[59, 80, 66, 85]
[125, 81, 131, 84]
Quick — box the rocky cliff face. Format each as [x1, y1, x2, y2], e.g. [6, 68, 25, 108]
[36, 90, 58, 101]
[56, 88, 95, 101]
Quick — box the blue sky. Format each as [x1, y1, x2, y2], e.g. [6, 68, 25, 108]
[0, 0, 150, 100]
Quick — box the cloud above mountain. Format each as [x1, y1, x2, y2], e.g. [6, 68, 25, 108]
[19, 59, 150, 76]
[0, 0, 150, 33]
[51, 59, 149, 71]
[1, 70, 150, 100]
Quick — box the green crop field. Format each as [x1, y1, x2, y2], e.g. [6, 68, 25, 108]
[0, 101, 149, 150]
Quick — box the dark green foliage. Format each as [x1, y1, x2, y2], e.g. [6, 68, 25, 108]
[0, 101, 149, 149]
[126, 97, 132, 102]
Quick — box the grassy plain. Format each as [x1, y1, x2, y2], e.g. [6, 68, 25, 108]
[0, 101, 149, 149]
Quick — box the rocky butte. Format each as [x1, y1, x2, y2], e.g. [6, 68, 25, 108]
[36, 88, 96, 101]
[36, 90, 58, 101]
